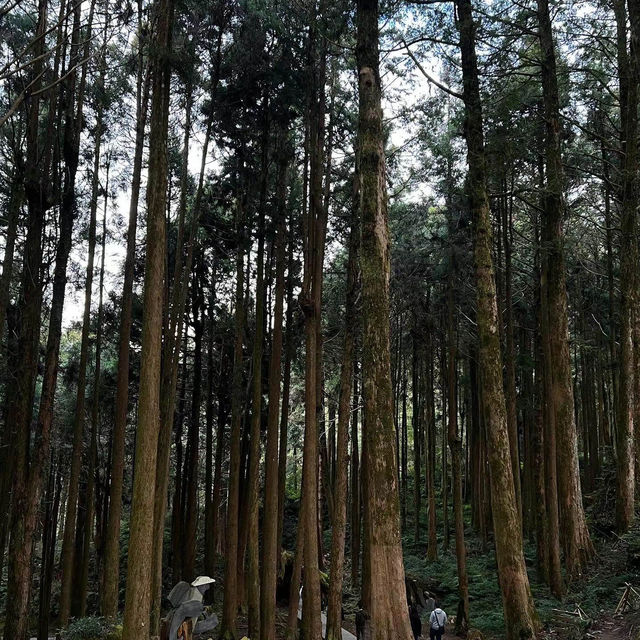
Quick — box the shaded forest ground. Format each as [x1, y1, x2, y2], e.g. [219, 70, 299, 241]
[198, 467, 640, 640]
[392, 465, 640, 639]
[2, 466, 638, 640]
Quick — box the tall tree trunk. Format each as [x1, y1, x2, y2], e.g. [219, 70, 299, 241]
[220, 184, 247, 640]
[0, 171, 20, 341]
[426, 333, 437, 562]
[446, 216, 469, 632]
[3, 0, 82, 628]
[326, 175, 359, 640]
[456, 0, 540, 636]
[80, 168, 109, 615]
[350, 359, 361, 586]
[102, 8, 150, 614]
[246, 101, 271, 639]
[261, 137, 290, 640]
[277, 214, 296, 558]
[441, 341, 449, 550]
[540, 232, 564, 597]
[502, 186, 521, 521]
[536, 0, 594, 573]
[59, 17, 103, 617]
[38, 459, 61, 640]
[299, 11, 327, 638]
[356, 1, 414, 637]
[150, 53, 219, 626]
[614, 0, 637, 533]
[184, 254, 205, 580]
[204, 269, 218, 581]
[412, 327, 421, 543]
[120, 0, 173, 632]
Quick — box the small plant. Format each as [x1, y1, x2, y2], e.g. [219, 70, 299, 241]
[60, 617, 122, 640]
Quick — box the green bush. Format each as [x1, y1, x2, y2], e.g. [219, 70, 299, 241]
[60, 617, 122, 640]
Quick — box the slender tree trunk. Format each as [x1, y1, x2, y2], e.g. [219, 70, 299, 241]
[171, 355, 187, 581]
[221, 185, 247, 640]
[412, 327, 421, 544]
[204, 270, 218, 581]
[456, 0, 540, 635]
[79, 169, 109, 615]
[261, 137, 290, 640]
[426, 334, 437, 562]
[213, 336, 230, 556]
[0, 171, 20, 341]
[286, 490, 306, 640]
[120, 0, 173, 633]
[2, 0, 82, 628]
[150, 56, 219, 627]
[540, 231, 564, 597]
[246, 101, 272, 639]
[356, 2, 414, 637]
[326, 175, 359, 640]
[614, 0, 637, 533]
[38, 459, 61, 640]
[183, 254, 204, 580]
[536, 0, 594, 574]
[277, 216, 296, 558]
[350, 360, 361, 586]
[299, 13, 327, 638]
[102, 11, 150, 614]
[446, 216, 469, 632]
[59, 21, 103, 618]
[441, 341, 449, 550]
[502, 186, 521, 521]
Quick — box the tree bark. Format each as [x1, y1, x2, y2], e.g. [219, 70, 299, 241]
[350, 359, 361, 587]
[261, 136, 290, 640]
[59, 6, 103, 615]
[356, 1, 414, 637]
[102, 9, 150, 615]
[299, 10, 327, 638]
[120, 0, 173, 633]
[220, 183, 247, 640]
[79, 166, 109, 615]
[446, 215, 469, 632]
[536, 0, 594, 573]
[614, 0, 637, 533]
[456, 0, 540, 635]
[183, 253, 205, 580]
[326, 173, 359, 640]
[277, 214, 296, 558]
[246, 100, 271, 639]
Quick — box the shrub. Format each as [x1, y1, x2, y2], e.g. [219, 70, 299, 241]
[60, 617, 122, 640]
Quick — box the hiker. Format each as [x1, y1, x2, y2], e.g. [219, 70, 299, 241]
[355, 600, 368, 640]
[429, 603, 447, 640]
[409, 603, 422, 640]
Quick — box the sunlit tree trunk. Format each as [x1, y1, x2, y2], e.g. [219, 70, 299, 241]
[456, 0, 540, 635]
[356, 1, 414, 637]
[120, 0, 173, 632]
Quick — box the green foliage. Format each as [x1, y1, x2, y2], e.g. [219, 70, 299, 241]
[60, 617, 122, 640]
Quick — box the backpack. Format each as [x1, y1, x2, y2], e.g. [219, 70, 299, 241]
[432, 610, 441, 631]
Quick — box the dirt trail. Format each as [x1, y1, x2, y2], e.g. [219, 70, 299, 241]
[588, 619, 635, 640]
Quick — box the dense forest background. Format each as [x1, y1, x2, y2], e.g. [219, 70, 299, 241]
[2, 0, 640, 638]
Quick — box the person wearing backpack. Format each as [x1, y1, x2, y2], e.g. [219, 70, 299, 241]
[429, 602, 447, 640]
